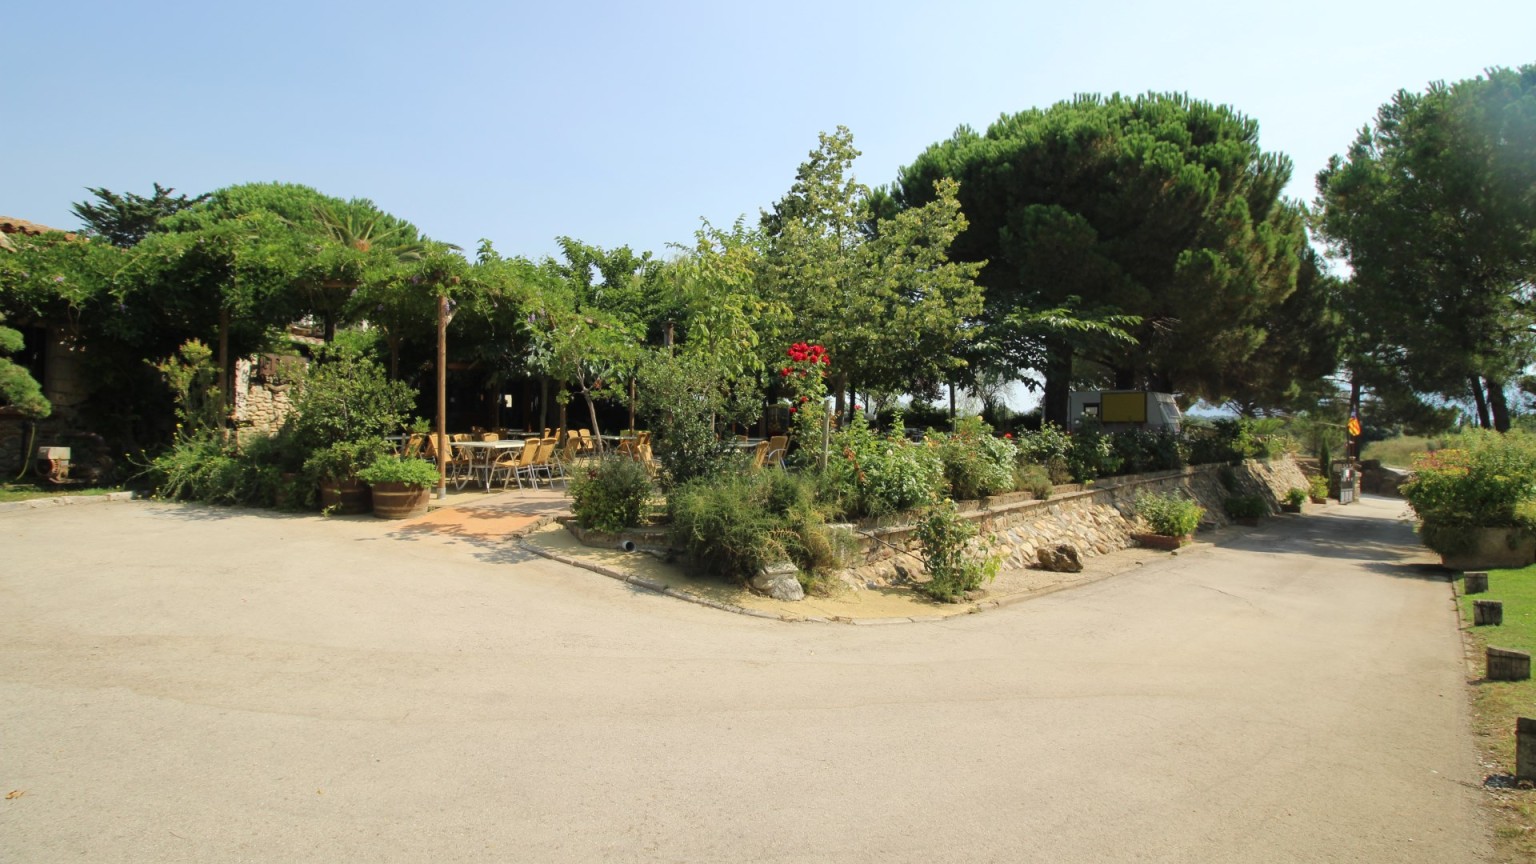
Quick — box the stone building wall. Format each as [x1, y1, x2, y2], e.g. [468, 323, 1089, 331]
[232, 356, 301, 442]
[848, 457, 1315, 584]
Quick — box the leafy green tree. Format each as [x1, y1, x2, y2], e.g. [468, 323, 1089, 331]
[761, 127, 985, 415]
[0, 311, 49, 419]
[70, 183, 208, 248]
[1315, 66, 1536, 431]
[897, 93, 1308, 423]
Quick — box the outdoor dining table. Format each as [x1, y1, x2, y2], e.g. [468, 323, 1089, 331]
[450, 439, 525, 491]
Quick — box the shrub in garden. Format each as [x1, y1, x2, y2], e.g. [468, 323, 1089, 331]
[1110, 427, 1185, 474]
[1185, 418, 1282, 465]
[289, 343, 415, 451]
[1066, 418, 1122, 482]
[635, 353, 744, 488]
[1013, 462, 1053, 499]
[915, 499, 999, 602]
[819, 412, 943, 518]
[1015, 423, 1073, 484]
[1308, 473, 1330, 501]
[935, 416, 1016, 500]
[1223, 494, 1269, 520]
[1401, 430, 1536, 555]
[668, 471, 851, 591]
[1284, 487, 1308, 507]
[569, 456, 654, 533]
[356, 455, 440, 488]
[1133, 491, 1204, 537]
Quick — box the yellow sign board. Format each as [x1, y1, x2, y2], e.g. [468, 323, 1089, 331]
[1100, 392, 1148, 423]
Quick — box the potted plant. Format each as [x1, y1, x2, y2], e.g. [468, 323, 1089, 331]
[304, 439, 387, 514]
[1307, 473, 1329, 504]
[1224, 494, 1269, 526]
[1281, 487, 1307, 514]
[1401, 431, 1536, 569]
[1132, 491, 1204, 549]
[356, 455, 439, 519]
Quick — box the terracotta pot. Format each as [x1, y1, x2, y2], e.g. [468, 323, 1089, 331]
[1280, 503, 1303, 514]
[319, 477, 371, 515]
[369, 481, 431, 519]
[1132, 532, 1191, 550]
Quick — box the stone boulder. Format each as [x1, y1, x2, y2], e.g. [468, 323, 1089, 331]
[751, 561, 805, 601]
[1036, 544, 1083, 573]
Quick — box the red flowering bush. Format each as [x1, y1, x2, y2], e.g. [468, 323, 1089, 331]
[779, 341, 829, 446]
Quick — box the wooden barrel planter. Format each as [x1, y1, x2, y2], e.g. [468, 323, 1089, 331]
[319, 478, 371, 515]
[1488, 647, 1531, 681]
[370, 482, 431, 519]
[1474, 600, 1504, 626]
[1464, 572, 1489, 594]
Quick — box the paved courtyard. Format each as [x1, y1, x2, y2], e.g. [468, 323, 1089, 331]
[0, 495, 1493, 862]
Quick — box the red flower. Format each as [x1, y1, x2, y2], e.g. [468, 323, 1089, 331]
[780, 367, 791, 377]
[854, 404, 862, 411]
[800, 396, 808, 403]
[1004, 433, 1013, 439]
[789, 406, 797, 414]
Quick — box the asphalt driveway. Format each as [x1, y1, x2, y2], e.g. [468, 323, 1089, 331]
[0, 495, 1492, 862]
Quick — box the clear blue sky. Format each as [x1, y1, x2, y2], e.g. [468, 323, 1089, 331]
[4, 1, 1532, 262]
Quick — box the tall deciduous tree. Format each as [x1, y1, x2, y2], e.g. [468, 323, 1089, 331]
[897, 93, 1308, 423]
[1315, 65, 1536, 431]
[761, 127, 985, 414]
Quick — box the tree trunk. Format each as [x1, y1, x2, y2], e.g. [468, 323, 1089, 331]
[833, 372, 847, 419]
[628, 377, 636, 432]
[948, 382, 957, 430]
[387, 332, 401, 380]
[1042, 338, 1072, 428]
[1112, 366, 1135, 390]
[583, 387, 604, 455]
[1487, 377, 1511, 432]
[538, 376, 549, 432]
[1471, 376, 1491, 429]
[323, 312, 337, 344]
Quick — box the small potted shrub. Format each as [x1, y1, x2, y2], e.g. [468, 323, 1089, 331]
[357, 455, 439, 519]
[1281, 487, 1307, 514]
[1132, 491, 1204, 549]
[1308, 474, 1329, 504]
[1224, 494, 1269, 526]
[304, 439, 387, 514]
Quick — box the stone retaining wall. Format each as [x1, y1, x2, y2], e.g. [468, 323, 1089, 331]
[847, 456, 1312, 586]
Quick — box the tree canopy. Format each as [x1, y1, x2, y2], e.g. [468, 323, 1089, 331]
[896, 93, 1314, 422]
[1315, 65, 1536, 431]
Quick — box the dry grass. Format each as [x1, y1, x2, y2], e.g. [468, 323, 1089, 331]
[1360, 435, 1453, 469]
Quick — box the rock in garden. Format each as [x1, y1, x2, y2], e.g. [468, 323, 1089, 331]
[752, 561, 805, 602]
[1036, 544, 1084, 573]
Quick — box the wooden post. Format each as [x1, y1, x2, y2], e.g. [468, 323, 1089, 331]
[435, 294, 448, 501]
[1474, 600, 1504, 626]
[1487, 647, 1531, 681]
[1465, 572, 1489, 594]
[1518, 718, 1536, 781]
